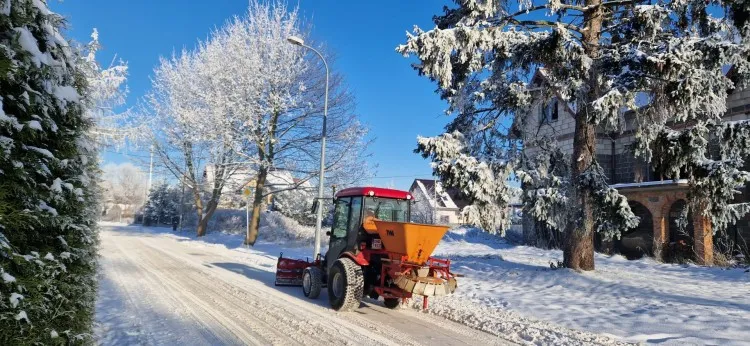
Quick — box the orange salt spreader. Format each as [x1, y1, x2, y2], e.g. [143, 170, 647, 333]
[367, 219, 458, 299]
[275, 186, 458, 312]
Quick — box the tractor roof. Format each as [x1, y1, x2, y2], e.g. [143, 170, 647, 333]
[335, 187, 411, 200]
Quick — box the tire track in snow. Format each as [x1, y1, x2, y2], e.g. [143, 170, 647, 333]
[138, 233, 509, 346]
[97, 226, 512, 345]
[126, 243, 330, 345]
[133, 235, 419, 345]
[99, 232, 237, 345]
[120, 245, 268, 344]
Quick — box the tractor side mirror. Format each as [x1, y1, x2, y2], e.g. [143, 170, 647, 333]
[311, 200, 319, 214]
[326, 231, 331, 236]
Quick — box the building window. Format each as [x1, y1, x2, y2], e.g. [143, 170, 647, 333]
[439, 215, 450, 224]
[540, 98, 559, 124]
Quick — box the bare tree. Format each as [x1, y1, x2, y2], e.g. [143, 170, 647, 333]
[213, 1, 371, 245]
[78, 29, 148, 148]
[411, 197, 435, 224]
[142, 48, 243, 237]
[101, 162, 148, 208]
[141, 1, 370, 239]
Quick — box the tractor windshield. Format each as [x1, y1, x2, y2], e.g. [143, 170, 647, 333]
[364, 197, 410, 222]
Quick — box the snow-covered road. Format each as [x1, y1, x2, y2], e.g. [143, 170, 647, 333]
[95, 224, 510, 345]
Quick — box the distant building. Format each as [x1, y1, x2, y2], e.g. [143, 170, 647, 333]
[521, 68, 750, 264]
[408, 179, 469, 226]
[203, 164, 313, 209]
[240, 170, 314, 209]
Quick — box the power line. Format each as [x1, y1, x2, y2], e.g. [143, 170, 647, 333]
[102, 150, 153, 159]
[368, 174, 433, 179]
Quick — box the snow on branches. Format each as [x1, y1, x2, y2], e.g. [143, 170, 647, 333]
[1, 0, 100, 341]
[578, 162, 639, 240]
[417, 132, 513, 234]
[142, 0, 370, 238]
[77, 29, 138, 148]
[652, 120, 750, 231]
[401, 1, 750, 269]
[517, 146, 569, 233]
[401, 1, 750, 231]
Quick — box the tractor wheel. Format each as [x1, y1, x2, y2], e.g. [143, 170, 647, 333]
[383, 298, 400, 309]
[302, 267, 322, 299]
[327, 258, 364, 311]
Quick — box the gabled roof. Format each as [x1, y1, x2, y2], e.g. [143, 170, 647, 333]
[409, 179, 470, 210]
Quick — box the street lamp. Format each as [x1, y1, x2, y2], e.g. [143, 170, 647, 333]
[287, 35, 329, 260]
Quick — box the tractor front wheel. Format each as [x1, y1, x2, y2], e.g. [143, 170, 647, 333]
[327, 258, 364, 311]
[302, 266, 322, 299]
[383, 298, 400, 309]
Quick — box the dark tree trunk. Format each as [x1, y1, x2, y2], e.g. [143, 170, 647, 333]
[245, 167, 268, 246]
[564, 113, 597, 271]
[196, 215, 209, 237]
[193, 193, 206, 237]
[564, 0, 602, 271]
[197, 201, 218, 237]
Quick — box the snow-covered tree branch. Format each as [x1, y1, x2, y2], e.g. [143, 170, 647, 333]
[78, 29, 144, 148]
[400, 0, 750, 270]
[141, 0, 371, 240]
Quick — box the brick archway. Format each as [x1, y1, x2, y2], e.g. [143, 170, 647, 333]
[614, 182, 712, 264]
[616, 201, 654, 258]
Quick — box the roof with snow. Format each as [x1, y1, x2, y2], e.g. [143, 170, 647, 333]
[409, 179, 470, 210]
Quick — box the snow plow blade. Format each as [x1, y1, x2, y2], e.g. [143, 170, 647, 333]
[274, 253, 313, 286]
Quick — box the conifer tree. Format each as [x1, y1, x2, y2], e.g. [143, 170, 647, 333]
[142, 183, 179, 226]
[399, 0, 750, 270]
[0, 0, 99, 342]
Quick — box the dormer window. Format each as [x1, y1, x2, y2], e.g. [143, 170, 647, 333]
[540, 98, 559, 124]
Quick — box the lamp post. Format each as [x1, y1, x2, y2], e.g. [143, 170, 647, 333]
[287, 35, 328, 260]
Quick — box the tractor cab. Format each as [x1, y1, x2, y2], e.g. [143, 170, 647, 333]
[323, 187, 412, 272]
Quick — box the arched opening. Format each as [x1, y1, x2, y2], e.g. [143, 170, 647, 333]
[668, 199, 694, 261]
[616, 201, 653, 259]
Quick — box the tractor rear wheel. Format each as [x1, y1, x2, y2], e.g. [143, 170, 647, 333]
[383, 298, 400, 309]
[302, 266, 322, 299]
[327, 258, 364, 311]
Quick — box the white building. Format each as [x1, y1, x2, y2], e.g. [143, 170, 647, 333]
[408, 179, 468, 226]
[203, 164, 314, 208]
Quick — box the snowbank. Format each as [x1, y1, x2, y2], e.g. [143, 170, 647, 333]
[179, 209, 321, 244]
[433, 227, 750, 345]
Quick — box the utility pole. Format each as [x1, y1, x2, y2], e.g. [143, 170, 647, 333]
[433, 179, 437, 225]
[287, 36, 329, 260]
[178, 172, 185, 231]
[147, 144, 154, 192]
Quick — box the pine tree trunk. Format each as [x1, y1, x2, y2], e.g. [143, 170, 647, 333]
[245, 167, 268, 246]
[563, 0, 602, 271]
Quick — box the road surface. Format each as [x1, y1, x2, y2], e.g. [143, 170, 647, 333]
[95, 224, 511, 345]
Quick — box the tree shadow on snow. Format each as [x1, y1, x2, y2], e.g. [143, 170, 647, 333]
[443, 228, 513, 251]
[209, 262, 391, 311]
[209, 262, 334, 309]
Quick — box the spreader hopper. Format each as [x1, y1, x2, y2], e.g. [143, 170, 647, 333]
[372, 220, 449, 265]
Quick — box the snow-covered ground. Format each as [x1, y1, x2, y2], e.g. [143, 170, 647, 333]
[94, 223, 508, 345]
[95, 221, 749, 345]
[431, 228, 750, 345]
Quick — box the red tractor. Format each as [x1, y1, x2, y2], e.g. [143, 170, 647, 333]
[275, 187, 457, 311]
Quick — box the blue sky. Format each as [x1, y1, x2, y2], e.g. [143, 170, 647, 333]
[51, 0, 454, 190]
